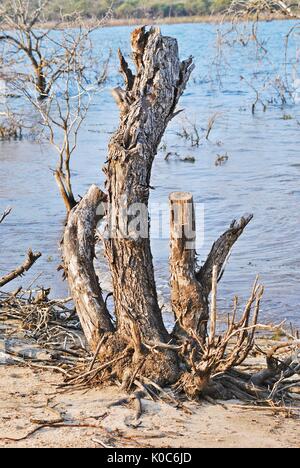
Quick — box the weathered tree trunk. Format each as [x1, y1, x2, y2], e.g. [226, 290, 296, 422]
[169, 192, 208, 340]
[62, 185, 114, 351]
[35, 64, 48, 100]
[104, 27, 194, 344]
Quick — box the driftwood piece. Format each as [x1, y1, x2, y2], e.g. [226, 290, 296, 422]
[62, 185, 114, 351]
[104, 26, 194, 343]
[0, 249, 41, 288]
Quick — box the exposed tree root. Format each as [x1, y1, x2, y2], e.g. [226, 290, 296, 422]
[0, 286, 299, 414]
[51, 268, 298, 409]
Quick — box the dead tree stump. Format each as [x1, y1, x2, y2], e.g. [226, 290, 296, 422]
[62, 27, 259, 393]
[103, 26, 194, 348]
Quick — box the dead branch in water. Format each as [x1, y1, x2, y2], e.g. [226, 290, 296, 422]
[0, 207, 12, 224]
[0, 249, 42, 288]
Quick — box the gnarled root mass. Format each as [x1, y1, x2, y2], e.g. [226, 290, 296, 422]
[61, 188, 299, 403]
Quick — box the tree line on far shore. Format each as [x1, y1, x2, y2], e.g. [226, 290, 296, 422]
[12, 0, 237, 20]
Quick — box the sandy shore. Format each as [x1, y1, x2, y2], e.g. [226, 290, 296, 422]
[0, 365, 299, 448]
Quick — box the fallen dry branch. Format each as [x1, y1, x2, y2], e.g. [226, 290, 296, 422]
[0, 420, 108, 443]
[108, 390, 145, 421]
[0, 249, 42, 288]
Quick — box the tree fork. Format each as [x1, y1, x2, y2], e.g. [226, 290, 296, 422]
[169, 193, 253, 341]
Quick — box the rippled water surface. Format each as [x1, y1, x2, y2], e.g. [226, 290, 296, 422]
[1, 21, 300, 327]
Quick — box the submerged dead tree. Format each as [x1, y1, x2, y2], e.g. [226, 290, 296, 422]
[62, 27, 262, 395]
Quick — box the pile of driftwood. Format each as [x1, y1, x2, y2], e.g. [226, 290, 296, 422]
[0, 288, 88, 374]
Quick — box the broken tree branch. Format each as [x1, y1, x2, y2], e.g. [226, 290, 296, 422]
[0, 249, 41, 287]
[169, 192, 208, 339]
[196, 215, 254, 296]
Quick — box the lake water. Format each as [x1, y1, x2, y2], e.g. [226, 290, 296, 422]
[1, 20, 300, 327]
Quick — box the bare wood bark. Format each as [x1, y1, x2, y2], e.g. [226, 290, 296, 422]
[170, 196, 253, 339]
[169, 192, 208, 338]
[0, 249, 41, 287]
[104, 27, 194, 343]
[209, 265, 218, 345]
[62, 185, 114, 351]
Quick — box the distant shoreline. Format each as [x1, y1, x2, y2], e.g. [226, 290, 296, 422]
[28, 13, 297, 31]
[103, 12, 293, 27]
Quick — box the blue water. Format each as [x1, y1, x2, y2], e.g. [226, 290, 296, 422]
[1, 20, 300, 327]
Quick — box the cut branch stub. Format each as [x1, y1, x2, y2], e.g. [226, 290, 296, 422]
[104, 27, 194, 343]
[170, 195, 254, 342]
[169, 192, 208, 339]
[63, 185, 114, 351]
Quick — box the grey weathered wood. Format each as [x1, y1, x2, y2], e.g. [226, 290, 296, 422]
[62, 185, 114, 351]
[169, 193, 253, 340]
[104, 27, 194, 342]
[169, 192, 208, 339]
